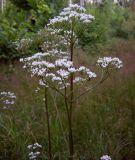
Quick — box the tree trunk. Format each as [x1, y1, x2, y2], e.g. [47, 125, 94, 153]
[69, 0, 72, 5]
[0, 0, 6, 13]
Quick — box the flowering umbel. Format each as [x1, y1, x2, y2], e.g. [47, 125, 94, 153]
[97, 57, 123, 69]
[20, 52, 97, 90]
[48, 4, 95, 26]
[100, 155, 111, 160]
[0, 91, 16, 110]
[27, 143, 42, 160]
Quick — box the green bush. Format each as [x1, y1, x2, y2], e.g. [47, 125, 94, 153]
[78, 0, 135, 54]
[9, 0, 33, 10]
[0, 1, 52, 60]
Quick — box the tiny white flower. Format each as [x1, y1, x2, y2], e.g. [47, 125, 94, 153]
[57, 69, 70, 79]
[100, 155, 111, 160]
[68, 67, 76, 73]
[27, 145, 33, 149]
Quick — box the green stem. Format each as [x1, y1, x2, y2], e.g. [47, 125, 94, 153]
[68, 24, 74, 159]
[64, 87, 74, 160]
[45, 87, 52, 160]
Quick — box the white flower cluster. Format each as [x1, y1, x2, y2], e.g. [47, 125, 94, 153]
[78, 66, 97, 78]
[20, 49, 68, 63]
[97, 57, 123, 69]
[0, 91, 16, 109]
[100, 155, 111, 160]
[63, 30, 78, 46]
[27, 143, 42, 160]
[39, 28, 69, 51]
[20, 52, 97, 89]
[15, 38, 33, 52]
[47, 28, 63, 35]
[48, 4, 95, 26]
[55, 58, 73, 68]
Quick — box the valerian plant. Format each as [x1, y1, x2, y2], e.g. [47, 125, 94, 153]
[20, 3, 123, 160]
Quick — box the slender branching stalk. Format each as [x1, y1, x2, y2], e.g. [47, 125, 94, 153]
[64, 87, 74, 160]
[44, 87, 52, 160]
[72, 70, 111, 102]
[68, 24, 75, 159]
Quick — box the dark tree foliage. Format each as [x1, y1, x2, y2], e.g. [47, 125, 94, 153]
[9, 0, 33, 10]
[9, 0, 67, 12]
[43, 0, 67, 14]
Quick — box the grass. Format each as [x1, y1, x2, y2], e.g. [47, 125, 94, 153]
[74, 75, 135, 159]
[0, 55, 135, 160]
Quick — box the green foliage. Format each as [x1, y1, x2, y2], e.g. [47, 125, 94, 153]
[9, 0, 33, 10]
[9, 0, 68, 14]
[45, 0, 68, 15]
[0, 1, 52, 60]
[78, 1, 135, 54]
[1, 0, 135, 60]
[0, 5, 27, 60]
[111, 6, 135, 39]
[9, 0, 46, 10]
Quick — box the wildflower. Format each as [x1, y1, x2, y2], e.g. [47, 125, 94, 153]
[78, 66, 89, 72]
[97, 57, 123, 69]
[52, 76, 62, 81]
[55, 58, 73, 68]
[27, 144, 33, 149]
[87, 71, 97, 78]
[39, 80, 48, 87]
[27, 143, 42, 160]
[100, 155, 111, 160]
[68, 67, 76, 73]
[48, 4, 94, 26]
[33, 143, 42, 149]
[20, 50, 97, 90]
[73, 77, 86, 83]
[0, 91, 16, 110]
[15, 38, 32, 52]
[56, 69, 70, 79]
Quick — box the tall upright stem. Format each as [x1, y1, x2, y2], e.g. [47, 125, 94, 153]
[68, 27, 74, 159]
[65, 87, 74, 160]
[45, 87, 52, 160]
[68, 103, 74, 160]
[70, 42, 74, 120]
[64, 87, 74, 160]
